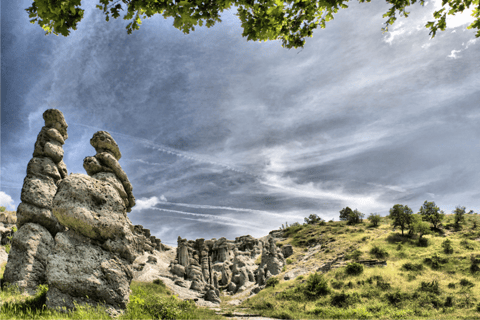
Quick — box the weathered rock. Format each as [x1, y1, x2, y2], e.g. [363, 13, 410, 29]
[83, 156, 113, 176]
[190, 279, 205, 292]
[281, 244, 293, 258]
[46, 230, 133, 312]
[204, 286, 221, 304]
[90, 131, 122, 160]
[27, 157, 62, 182]
[46, 128, 65, 145]
[92, 172, 129, 207]
[20, 175, 57, 209]
[43, 109, 68, 140]
[57, 160, 68, 179]
[172, 264, 186, 278]
[16, 202, 65, 236]
[3, 223, 55, 294]
[52, 173, 129, 241]
[44, 140, 64, 163]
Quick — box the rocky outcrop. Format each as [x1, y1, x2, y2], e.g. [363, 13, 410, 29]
[45, 131, 138, 313]
[256, 236, 285, 286]
[4, 109, 67, 293]
[83, 131, 135, 212]
[133, 225, 164, 253]
[169, 234, 284, 302]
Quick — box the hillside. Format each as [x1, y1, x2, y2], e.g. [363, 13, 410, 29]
[217, 213, 480, 319]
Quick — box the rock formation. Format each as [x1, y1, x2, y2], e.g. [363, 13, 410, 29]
[3, 109, 68, 294]
[83, 131, 135, 212]
[169, 234, 284, 302]
[3, 110, 147, 315]
[256, 236, 286, 286]
[46, 131, 139, 313]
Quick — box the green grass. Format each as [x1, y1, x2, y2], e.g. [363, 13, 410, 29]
[0, 280, 225, 320]
[236, 215, 480, 319]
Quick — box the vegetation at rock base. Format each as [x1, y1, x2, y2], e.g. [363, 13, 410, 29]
[239, 207, 480, 319]
[0, 278, 224, 319]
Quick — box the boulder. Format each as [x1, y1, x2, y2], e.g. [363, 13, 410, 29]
[27, 157, 62, 182]
[20, 175, 57, 209]
[52, 173, 129, 241]
[90, 131, 122, 160]
[46, 230, 133, 312]
[16, 202, 65, 236]
[281, 244, 293, 258]
[3, 223, 55, 294]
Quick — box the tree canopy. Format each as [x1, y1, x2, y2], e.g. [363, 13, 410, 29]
[25, 0, 479, 49]
[418, 200, 445, 229]
[389, 204, 413, 236]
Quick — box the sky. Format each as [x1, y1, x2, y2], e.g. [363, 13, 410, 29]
[1, 0, 479, 246]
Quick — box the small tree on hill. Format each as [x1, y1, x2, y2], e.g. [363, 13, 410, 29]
[413, 220, 431, 239]
[453, 206, 466, 228]
[304, 214, 323, 225]
[418, 201, 445, 229]
[0, 206, 6, 212]
[368, 213, 381, 227]
[389, 204, 413, 236]
[339, 207, 354, 222]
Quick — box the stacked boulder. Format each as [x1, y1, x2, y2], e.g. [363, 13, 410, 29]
[134, 224, 164, 253]
[83, 131, 135, 212]
[3, 110, 145, 314]
[47, 131, 139, 313]
[3, 109, 68, 294]
[169, 234, 284, 301]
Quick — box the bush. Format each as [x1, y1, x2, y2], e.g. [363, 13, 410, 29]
[286, 259, 293, 265]
[370, 245, 389, 259]
[401, 262, 423, 271]
[423, 253, 448, 270]
[368, 213, 381, 227]
[417, 237, 429, 247]
[448, 282, 456, 289]
[266, 277, 280, 288]
[376, 278, 391, 290]
[459, 278, 475, 288]
[345, 262, 364, 275]
[460, 239, 475, 250]
[331, 280, 344, 289]
[303, 272, 330, 298]
[304, 214, 323, 225]
[442, 239, 453, 254]
[345, 249, 362, 260]
[330, 291, 360, 308]
[0, 206, 5, 212]
[419, 280, 440, 295]
[384, 290, 409, 306]
[445, 296, 454, 307]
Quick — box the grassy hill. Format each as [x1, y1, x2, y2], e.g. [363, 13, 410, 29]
[223, 213, 480, 319]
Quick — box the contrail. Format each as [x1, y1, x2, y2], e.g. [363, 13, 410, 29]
[69, 122, 261, 178]
[156, 200, 301, 219]
[151, 207, 264, 230]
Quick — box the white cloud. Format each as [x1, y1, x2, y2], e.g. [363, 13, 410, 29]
[0, 192, 15, 210]
[465, 38, 478, 49]
[448, 49, 462, 59]
[160, 194, 168, 202]
[384, 28, 407, 45]
[132, 196, 161, 211]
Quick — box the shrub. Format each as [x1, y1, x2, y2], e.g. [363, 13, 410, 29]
[423, 253, 448, 270]
[442, 239, 453, 254]
[345, 262, 364, 275]
[330, 291, 360, 308]
[286, 259, 293, 265]
[368, 213, 381, 227]
[266, 277, 280, 288]
[303, 272, 330, 298]
[419, 280, 440, 295]
[361, 236, 370, 241]
[304, 214, 323, 225]
[448, 282, 456, 289]
[476, 302, 480, 312]
[459, 278, 475, 288]
[0, 206, 5, 212]
[345, 249, 362, 260]
[370, 245, 389, 259]
[445, 296, 454, 307]
[384, 290, 409, 306]
[402, 262, 423, 271]
[417, 237, 429, 247]
[460, 239, 475, 250]
[376, 278, 391, 290]
[331, 280, 344, 289]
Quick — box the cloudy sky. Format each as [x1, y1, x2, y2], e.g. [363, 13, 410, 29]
[1, 0, 479, 246]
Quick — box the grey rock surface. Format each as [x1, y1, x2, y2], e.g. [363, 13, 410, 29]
[46, 230, 133, 312]
[21, 175, 57, 209]
[3, 223, 55, 294]
[16, 202, 65, 236]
